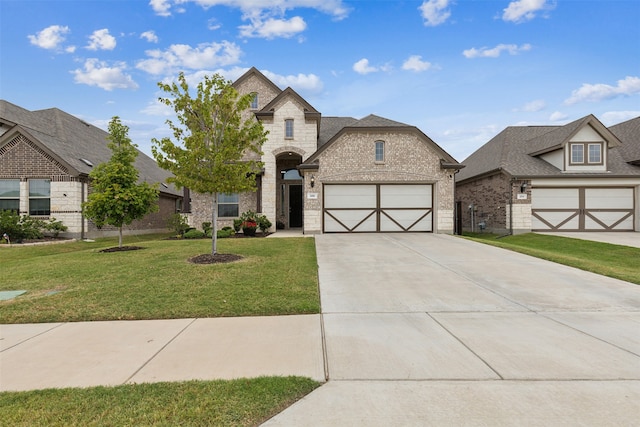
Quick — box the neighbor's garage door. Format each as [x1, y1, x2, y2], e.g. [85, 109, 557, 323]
[323, 184, 433, 232]
[531, 187, 634, 231]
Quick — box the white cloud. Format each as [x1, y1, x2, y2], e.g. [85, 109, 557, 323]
[86, 29, 116, 51]
[149, 0, 172, 16]
[28, 25, 70, 50]
[402, 55, 433, 72]
[353, 58, 378, 75]
[207, 18, 221, 30]
[564, 76, 640, 105]
[549, 111, 568, 121]
[419, 0, 452, 27]
[463, 43, 531, 58]
[502, 0, 555, 23]
[140, 30, 159, 43]
[262, 70, 323, 93]
[600, 111, 640, 126]
[136, 41, 242, 75]
[515, 99, 546, 112]
[239, 15, 306, 39]
[65, 45, 77, 53]
[72, 58, 139, 91]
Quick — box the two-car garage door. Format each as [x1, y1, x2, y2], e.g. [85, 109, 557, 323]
[531, 187, 635, 231]
[323, 184, 433, 232]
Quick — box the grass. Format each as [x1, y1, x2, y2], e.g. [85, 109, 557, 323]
[462, 232, 640, 285]
[0, 377, 321, 426]
[0, 234, 320, 324]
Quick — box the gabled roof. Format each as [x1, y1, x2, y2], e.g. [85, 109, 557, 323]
[610, 116, 640, 165]
[0, 100, 181, 197]
[254, 86, 321, 134]
[527, 114, 621, 156]
[456, 115, 640, 183]
[232, 67, 282, 95]
[303, 113, 461, 168]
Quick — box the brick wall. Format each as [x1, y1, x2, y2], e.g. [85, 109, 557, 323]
[455, 173, 532, 233]
[307, 130, 457, 233]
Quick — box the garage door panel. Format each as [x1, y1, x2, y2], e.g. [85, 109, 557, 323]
[532, 211, 579, 230]
[324, 185, 376, 209]
[324, 210, 377, 232]
[380, 185, 432, 209]
[380, 210, 433, 232]
[585, 212, 634, 230]
[532, 188, 579, 209]
[532, 187, 635, 232]
[585, 188, 634, 209]
[323, 184, 433, 233]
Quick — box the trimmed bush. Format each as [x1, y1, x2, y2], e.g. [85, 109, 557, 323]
[183, 229, 205, 239]
[217, 228, 234, 238]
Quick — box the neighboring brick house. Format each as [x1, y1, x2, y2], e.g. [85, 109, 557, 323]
[456, 115, 640, 234]
[188, 67, 463, 234]
[0, 100, 183, 239]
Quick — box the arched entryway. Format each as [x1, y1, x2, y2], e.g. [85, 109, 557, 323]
[276, 152, 303, 229]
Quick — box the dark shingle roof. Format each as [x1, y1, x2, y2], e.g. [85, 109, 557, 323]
[318, 116, 357, 147]
[0, 100, 181, 197]
[457, 116, 640, 183]
[610, 116, 640, 165]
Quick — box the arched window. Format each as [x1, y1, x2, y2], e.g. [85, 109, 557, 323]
[282, 169, 301, 180]
[250, 93, 258, 110]
[375, 141, 385, 162]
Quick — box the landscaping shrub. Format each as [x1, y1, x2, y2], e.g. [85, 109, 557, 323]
[183, 229, 205, 239]
[0, 211, 65, 242]
[202, 222, 212, 235]
[233, 218, 242, 233]
[167, 213, 189, 236]
[257, 215, 272, 234]
[217, 228, 234, 238]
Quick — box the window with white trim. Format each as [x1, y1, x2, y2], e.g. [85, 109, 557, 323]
[570, 142, 603, 166]
[570, 143, 584, 164]
[375, 141, 385, 163]
[29, 179, 50, 216]
[0, 179, 20, 212]
[285, 119, 294, 139]
[250, 93, 258, 110]
[218, 193, 239, 217]
[588, 143, 602, 164]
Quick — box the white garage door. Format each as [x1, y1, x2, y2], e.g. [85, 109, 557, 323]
[323, 184, 433, 233]
[531, 187, 634, 231]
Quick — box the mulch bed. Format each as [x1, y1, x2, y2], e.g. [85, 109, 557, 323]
[188, 253, 244, 264]
[99, 246, 145, 253]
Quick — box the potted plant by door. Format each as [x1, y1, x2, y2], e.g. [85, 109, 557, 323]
[240, 210, 258, 237]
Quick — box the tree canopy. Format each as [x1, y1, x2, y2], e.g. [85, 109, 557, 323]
[152, 72, 267, 255]
[83, 117, 159, 248]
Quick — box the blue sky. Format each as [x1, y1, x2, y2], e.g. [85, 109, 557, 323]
[1, 0, 639, 161]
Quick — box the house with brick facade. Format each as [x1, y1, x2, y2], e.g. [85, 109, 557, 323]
[187, 67, 463, 234]
[455, 115, 640, 234]
[0, 100, 183, 239]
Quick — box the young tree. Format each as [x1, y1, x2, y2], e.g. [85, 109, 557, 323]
[152, 72, 267, 256]
[83, 117, 159, 248]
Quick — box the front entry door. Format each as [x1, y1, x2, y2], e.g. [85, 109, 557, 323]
[289, 184, 303, 228]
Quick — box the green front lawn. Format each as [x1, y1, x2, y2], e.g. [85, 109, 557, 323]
[462, 232, 640, 285]
[0, 235, 320, 323]
[0, 377, 320, 427]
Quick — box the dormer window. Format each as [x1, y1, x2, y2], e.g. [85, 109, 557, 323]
[570, 142, 603, 166]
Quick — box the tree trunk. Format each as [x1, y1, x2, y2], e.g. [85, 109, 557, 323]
[118, 226, 123, 248]
[211, 193, 218, 255]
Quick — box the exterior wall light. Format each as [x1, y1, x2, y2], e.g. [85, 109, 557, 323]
[310, 175, 315, 188]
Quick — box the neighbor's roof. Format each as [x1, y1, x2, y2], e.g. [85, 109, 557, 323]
[610, 116, 640, 165]
[0, 100, 181, 197]
[456, 115, 640, 183]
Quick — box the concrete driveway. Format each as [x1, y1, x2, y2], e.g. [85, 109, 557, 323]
[264, 233, 640, 426]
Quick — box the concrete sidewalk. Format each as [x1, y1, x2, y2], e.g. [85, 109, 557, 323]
[0, 315, 325, 392]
